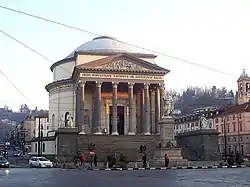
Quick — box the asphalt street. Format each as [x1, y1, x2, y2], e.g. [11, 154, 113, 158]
[0, 168, 250, 187]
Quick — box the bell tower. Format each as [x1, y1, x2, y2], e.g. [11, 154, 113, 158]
[237, 68, 250, 105]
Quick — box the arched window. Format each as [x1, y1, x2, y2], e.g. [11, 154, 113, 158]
[51, 114, 55, 130]
[64, 112, 69, 127]
[42, 143, 45, 152]
[240, 83, 243, 92]
[246, 83, 250, 92]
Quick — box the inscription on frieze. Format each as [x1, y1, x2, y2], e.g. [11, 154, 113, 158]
[98, 60, 147, 70]
[80, 73, 164, 80]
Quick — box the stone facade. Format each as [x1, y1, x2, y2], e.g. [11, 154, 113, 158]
[175, 129, 221, 161]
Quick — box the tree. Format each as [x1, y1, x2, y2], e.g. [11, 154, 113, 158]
[19, 104, 30, 113]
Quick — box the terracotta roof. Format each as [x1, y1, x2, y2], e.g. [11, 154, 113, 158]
[217, 102, 250, 116]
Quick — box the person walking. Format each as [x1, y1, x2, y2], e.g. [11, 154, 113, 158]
[164, 153, 169, 167]
[80, 154, 85, 166]
[94, 154, 98, 167]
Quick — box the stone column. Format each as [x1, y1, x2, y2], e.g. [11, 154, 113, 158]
[155, 87, 160, 134]
[150, 89, 156, 134]
[94, 81, 102, 135]
[79, 81, 86, 134]
[104, 101, 109, 135]
[75, 83, 81, 132]
[128, 83, 135, 135]
[112, 82, 119, 135]
[140, 88, 144, 134]
[136, 91, 141, 134]
[160, 84, 164, 119]
[144, 83, 151, 135]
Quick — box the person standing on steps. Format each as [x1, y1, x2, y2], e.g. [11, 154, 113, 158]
[164, 153, 169, 167]
[142, 154, 147, 168]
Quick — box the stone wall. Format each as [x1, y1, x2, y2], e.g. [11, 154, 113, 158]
[175, 129, 221, 161]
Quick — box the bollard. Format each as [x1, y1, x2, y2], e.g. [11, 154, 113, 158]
[146, 161, 150, 168]
[134, 161, 138, 168]
[106, 162, 109, 169]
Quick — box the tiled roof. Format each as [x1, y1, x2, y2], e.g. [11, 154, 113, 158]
[217, 102, 250, 116]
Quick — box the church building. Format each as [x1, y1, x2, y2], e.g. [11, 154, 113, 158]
[31, 36, 170, 161]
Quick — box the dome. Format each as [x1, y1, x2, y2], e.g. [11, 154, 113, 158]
[239, 68, 249, 80]
[63, 36, 152, 60]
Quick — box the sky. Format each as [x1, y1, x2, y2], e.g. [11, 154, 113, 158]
[0, 0, 249, 111]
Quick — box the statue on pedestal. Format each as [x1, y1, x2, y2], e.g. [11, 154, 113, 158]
[163, 92, 174, 118]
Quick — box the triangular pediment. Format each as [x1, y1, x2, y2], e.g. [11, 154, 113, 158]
[80, 54, 169, 73]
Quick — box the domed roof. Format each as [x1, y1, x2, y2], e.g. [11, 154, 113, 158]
[63, 36, 152, 60]
[239, 68, 249, 80]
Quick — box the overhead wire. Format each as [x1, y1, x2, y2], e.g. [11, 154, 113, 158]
[0, 5, 237, 77]
[0, 5, 239, 115]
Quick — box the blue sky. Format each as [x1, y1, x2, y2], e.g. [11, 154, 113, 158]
[0, 0, 250, 111]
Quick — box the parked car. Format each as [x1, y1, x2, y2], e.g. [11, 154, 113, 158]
[29, 157, 53, 168]
[0, 156, 9, 168]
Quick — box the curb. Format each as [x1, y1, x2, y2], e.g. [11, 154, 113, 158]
[62, 165, 249, 171]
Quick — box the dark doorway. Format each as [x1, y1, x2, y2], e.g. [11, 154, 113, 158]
[109, 106, 125, 135]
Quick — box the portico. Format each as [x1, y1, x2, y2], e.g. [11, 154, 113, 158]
[73, 53, 169, 136]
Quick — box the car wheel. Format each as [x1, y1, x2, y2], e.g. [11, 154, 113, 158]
[29, 164, 33, 168]
[39, 164, 42, 168]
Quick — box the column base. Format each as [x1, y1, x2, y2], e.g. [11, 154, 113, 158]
[79, 131, 85, 135]
[111, 132, 119, 135]
[144, 132, 151, 135]
[93, 131, 102, 135]
[128, 132, 135, 135]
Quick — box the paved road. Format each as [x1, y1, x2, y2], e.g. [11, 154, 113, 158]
[0, 168, 250, 187]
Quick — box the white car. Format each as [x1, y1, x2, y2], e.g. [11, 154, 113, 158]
[29, 157, 53, 168]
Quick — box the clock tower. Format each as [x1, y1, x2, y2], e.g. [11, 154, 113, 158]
[237, 68, 250, 105]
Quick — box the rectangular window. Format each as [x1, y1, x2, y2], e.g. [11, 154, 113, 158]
[239, 122, 242, 131]
[227, 124, 230, 133]
[240, 136, 243, 142]
[215, 118, 219, 123]
[35, 143, 37, 152]
[239, 114, 242, 119]
[233, 115, 235, 120]
[233, 123, 236, 131]
[234, 137, 236, 142]
[227, 116, 229, 121]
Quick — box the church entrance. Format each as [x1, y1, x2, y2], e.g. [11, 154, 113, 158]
[109, 106, 125, 135]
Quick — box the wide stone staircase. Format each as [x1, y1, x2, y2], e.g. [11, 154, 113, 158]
[77, 135, 160, 162]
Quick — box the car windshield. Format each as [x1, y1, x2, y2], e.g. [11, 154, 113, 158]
[0, 156, 6, 161]
[39, 157, 49, 161]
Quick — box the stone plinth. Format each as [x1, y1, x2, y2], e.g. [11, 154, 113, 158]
[151, 148, 188, 167]
[153, 148, 183, 160]
[159, 116, 176, 146]
[176, 129, 221, 161]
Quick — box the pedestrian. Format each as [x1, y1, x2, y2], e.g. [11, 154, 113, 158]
[90, 155, 94, 168]
[94, 154, 97, 167]
[142, 154, 147, 168]
[164, 153, 169, 167]
[80, 153, 85, 166]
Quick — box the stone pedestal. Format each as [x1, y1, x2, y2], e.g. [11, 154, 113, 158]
[159, 116, 176, 146]
[151, 116, 188, 166]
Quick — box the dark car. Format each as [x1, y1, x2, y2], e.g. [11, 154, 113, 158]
[0, 156, 9, 168]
